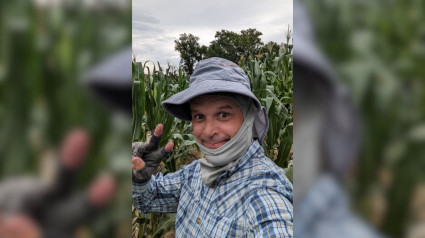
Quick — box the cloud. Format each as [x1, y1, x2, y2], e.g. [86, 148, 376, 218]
[132, 0, 293, 68]
[132, 11, 160, 24]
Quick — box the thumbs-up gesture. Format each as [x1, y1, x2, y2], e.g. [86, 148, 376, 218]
[132, 124, 174, 183]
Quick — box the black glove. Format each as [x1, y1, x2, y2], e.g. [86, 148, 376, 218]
[132, 133, 171, 183]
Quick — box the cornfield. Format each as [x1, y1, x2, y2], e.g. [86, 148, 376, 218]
[0, 1, 132, 237]
[302, 0, 425, 237]
[131, 32, 293, 237]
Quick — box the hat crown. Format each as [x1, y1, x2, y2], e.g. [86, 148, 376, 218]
[190, 57, 251, 90]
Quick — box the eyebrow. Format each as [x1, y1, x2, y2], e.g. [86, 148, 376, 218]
[218, 104, 234, 110]
[190, 104, 235, 113]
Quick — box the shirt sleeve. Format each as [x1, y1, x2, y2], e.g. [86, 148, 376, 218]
[246, 188, 294, 238]
[132, 167, 186, 214]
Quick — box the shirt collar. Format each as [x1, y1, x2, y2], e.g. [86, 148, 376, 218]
[217, 140, 262, 180]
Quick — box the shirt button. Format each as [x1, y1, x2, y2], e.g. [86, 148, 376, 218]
[210, 184, 216, 189]
[196, 218, 201, 224]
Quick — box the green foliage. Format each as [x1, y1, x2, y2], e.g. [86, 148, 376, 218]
[132, 32, 293, 236]
[132, 208, 176, 238]
[174, 28, 282, 74]
[0, 1, 132, 237]
[303, 0, 425, 236]
[132, 62, 195, 237]
[207, 28, 265, 64]
[0, 1, 131, 176]
[284, 166, 293, 184]
[263, 41, 281, 56]
[238, 28, 265, 60]
[244, 29, 293, 169]
[207, 30, 237, 62]
[174, 33, 205, 75]
[132, 62, 195, 173]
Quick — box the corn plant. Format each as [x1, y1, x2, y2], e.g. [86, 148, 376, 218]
[132, 62, 194, 172]
[244, 30, 293, 169]
[132, 62, 196, 237]
[132, 33, 293, 236]
[303, 0, 425, 236]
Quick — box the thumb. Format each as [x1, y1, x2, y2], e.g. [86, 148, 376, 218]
[132, 157, 145, 170]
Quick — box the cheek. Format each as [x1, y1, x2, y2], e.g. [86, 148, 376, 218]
[225, 120, 243, 138]
[191, 122, 202, 138]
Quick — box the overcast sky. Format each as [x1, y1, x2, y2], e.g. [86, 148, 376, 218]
[132, 0, 293, 68]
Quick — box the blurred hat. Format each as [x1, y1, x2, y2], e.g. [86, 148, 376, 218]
[294, 0, 361, 179]
[162, 57, 269, 144]
[83, 46, 132, 115]
[294, 0, 336, 82]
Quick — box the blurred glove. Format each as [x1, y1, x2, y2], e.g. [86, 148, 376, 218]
[132, 133, 171, 183]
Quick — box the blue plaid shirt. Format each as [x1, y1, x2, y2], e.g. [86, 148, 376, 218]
[133, 141, 293, 237]
[295, 174, 383, 238]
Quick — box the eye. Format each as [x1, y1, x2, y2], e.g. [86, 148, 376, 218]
[192, 114, 204, 120]
[219, 112, 229, 118]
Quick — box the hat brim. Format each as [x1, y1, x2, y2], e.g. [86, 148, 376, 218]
[162, 79, 261, 121]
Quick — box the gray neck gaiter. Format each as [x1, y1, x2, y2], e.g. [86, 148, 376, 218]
[198, 96, 255, 185]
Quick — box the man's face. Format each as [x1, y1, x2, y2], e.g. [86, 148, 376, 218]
[190, 95, 243, 149]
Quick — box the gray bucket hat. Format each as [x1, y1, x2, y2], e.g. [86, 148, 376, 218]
[162, 57, 269, 144]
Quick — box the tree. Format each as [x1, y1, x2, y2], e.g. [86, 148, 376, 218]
[238, 28, 264, 60]
[174, 29, 281, 71]
[174, 33, 206, 75]
[206, 28, 265, 63]
[207, 30, 240, 63]
[262, 41, 281, 55]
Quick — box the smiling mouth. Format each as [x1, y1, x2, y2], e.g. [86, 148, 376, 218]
[202, 140, 229, 149]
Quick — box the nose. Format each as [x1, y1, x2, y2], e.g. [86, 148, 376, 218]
[203, 118, 218, 138]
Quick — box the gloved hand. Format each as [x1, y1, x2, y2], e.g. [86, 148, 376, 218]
[132, 124, 174, 183]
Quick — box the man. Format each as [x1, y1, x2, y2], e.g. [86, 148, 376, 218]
[132, 57, 293, 237]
